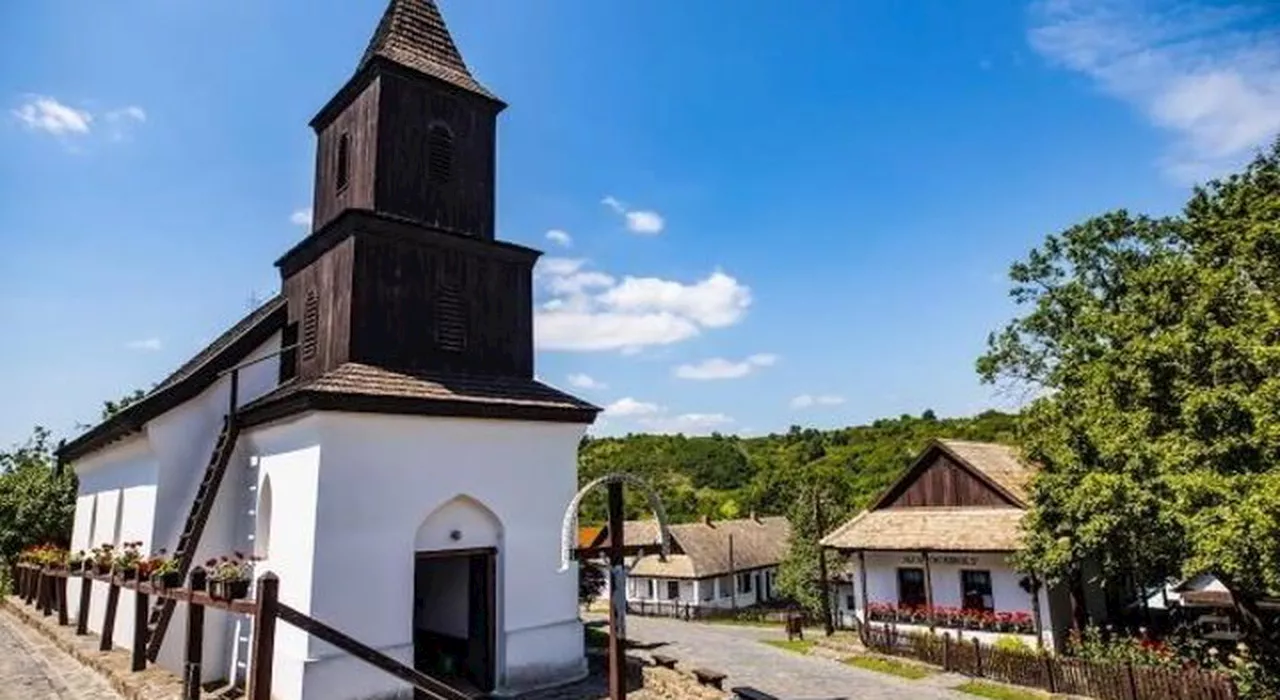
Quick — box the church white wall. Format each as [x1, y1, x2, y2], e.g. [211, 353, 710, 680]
[289, 412, 588, 700]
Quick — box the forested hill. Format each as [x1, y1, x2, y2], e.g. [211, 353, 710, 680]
[576, 409, 1019, 526]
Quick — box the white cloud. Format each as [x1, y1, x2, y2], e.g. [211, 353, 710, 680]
[534, 258, 752, 353]
[790, 394, 846, 410]
[639, 413, 735, 435]
[545, 229, 573, 247]
[568, 373, 607, 390]
[12, 96, 92, 136]
[126, 337, 163, 351]
[601, 194, 666, 235]
[290, 209, 313, 227]
[604, 397, 663, 417]
[674, 353, 778, 380]
[1029, 0, 1280, 181]
[106, 106, 146, 123]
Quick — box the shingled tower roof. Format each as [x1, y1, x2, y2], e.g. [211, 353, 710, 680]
[359, 0, 499, 102]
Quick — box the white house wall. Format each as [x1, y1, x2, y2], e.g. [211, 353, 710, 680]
[627, 567, 780, 610]
[290, 412, 588, 699]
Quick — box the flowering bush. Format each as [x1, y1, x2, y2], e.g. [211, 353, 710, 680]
[865, 602, 1035, 634]
[91, 544, 115, 574]
[207, 552, 256, 583]
[114, 542, 144, 577]
[18, 544, 68, 569]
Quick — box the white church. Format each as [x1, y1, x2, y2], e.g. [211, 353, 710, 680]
[57, 1, 600, 697]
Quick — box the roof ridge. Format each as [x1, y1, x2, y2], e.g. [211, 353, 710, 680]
[359, 0, 498, 101]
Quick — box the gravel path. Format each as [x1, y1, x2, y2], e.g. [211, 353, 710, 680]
[0, 608, 122, 700]
[618, 615, 969, 700]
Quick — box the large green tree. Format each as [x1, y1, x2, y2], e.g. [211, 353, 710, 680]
[978, 141, 1280, 663]
[0, 427, 77, 569]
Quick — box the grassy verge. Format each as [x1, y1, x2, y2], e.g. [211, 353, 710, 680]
[956, 681, 1045, 700]
[761, 639, 815, 654]
[700, 617, 785, 628]
[843, 655, 934, 679]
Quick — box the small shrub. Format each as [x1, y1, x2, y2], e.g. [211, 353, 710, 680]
[993, 635, 1033, 654]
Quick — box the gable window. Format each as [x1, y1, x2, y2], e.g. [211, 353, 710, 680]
[961, 570, 994, 612]
[336, 132, 351, 192]
[897, 567, 926, 608]
[428, 124, 453, 185]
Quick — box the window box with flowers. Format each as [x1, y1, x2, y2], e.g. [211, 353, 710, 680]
[864, 603, 1034, 635]
[207, 553, 255, 601]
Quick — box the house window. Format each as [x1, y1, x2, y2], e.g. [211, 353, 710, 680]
[719, 576, 732, 598]
[667, 581, 680, 601]
[961, 570, 994, 612]
[737, 572, 753, 594]
[301, 290, 319, 361]
[648, 579, 656, 599]
[428, 124, 453, 185]
[897, 567, 927, 608]
[846, 595, 856, 610]
[336, 132, 351, 192]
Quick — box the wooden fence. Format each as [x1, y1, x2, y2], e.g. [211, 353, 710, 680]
[863, 624, 1238, 700]
[627, 599, 802, 624]
[11, 563, 470, 700]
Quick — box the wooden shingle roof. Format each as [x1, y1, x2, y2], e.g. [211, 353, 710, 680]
[937, 440, 1033, 505]
[820, 507, 1027, 552]
[360, 0, 498, 102]
[628, 516, 791, 580]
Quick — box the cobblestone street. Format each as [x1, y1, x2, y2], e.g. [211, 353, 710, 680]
[0, 607, 122, 700]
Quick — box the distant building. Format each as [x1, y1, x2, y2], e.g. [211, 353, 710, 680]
[589, 516, 791, 610]
[822, 440, 1077, 650]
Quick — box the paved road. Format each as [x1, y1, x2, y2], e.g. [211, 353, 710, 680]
[0, 608, 122, 700]
[617, 615, 968, 700]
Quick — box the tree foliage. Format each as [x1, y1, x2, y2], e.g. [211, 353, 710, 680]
[102, 389, 146, 420]
[979, 140, 1280, 666]
[0, 427, 77, 577]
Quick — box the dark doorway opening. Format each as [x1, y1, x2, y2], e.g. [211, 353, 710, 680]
[413, 548, 497, 694]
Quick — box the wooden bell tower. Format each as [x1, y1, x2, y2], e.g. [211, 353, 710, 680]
[276, 0, 537, 384]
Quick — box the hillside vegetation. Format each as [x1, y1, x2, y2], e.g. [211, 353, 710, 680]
[576, 409, 1019, 526]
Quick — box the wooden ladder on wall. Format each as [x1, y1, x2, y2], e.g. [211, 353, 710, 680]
[145, 414, 241, 661]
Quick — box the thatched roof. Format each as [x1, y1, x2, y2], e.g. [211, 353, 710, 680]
[820, 507, 1026, 552]
[937, 440, 1033, 505]
[626, 516, 791, 580]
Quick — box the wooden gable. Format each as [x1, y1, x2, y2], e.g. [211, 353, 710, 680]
[876, 444, 1022, 509]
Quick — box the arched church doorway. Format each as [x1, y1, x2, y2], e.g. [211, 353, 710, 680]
[413, 496, 499, 694]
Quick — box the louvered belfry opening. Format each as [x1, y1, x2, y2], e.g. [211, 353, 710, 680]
[301, 290, 319, 361]
[434, 256, 467, 352]
[427, 124, 453, 185]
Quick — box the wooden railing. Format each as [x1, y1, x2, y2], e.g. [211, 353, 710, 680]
[863, 624, 1239, 700]
[12, 564, 473, 700]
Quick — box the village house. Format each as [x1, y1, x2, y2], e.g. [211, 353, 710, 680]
[821, 440, 1074, 650]
[56, 1, 599, 697]
[587, 516, 791, 612]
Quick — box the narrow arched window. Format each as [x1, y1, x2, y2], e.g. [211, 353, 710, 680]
[428, 124, 453, 185]
[301, 290, 319, 361]
[336, 132, 351, 191]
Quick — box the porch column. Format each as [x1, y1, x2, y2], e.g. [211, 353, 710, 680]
[857, 550, 869, 633]
[692, 579, 700, 607]
[922, 551, 934, 610]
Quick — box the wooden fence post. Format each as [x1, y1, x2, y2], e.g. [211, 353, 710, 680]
[249, 573, 279, 700]
[942, 633, 951, 672]
[972, 638, 983, 677]
[1125, 661, 1138, 700]
[1043, 651, 1057, 693]
[132, 587, 149, 671]
[39, 571, 51, 615]
[100, 579, 120, 651]
[184, 568, 207, 700]
[57, 576, 69, 626]
[76, 577, 91, 635]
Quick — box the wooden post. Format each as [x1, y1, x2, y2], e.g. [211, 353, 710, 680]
[132, 588, 149, 671]
[1030, 575, 1045, 649]
[922, 551, 934, 614]
[76, 577, 92, 635]
[1125, 661, 1138, 700]
[814, 488, 834, 637]
[942, 633, 951, 671]
[606, 480, 627, 700]
[100, 580, 120, 651]
[728, 534, 737, 612]
[229, 368, 240, 418]
[1043, 651, 1057, 693]
[57, 576, 69, 626]
[972, 638, 982, 677]
[183, 568, 207, 700]
[249, 573, 279, 700]
[856, 550, 869, 643]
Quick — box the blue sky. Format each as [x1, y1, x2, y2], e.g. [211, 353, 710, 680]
[2, 0, 1279, 447]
